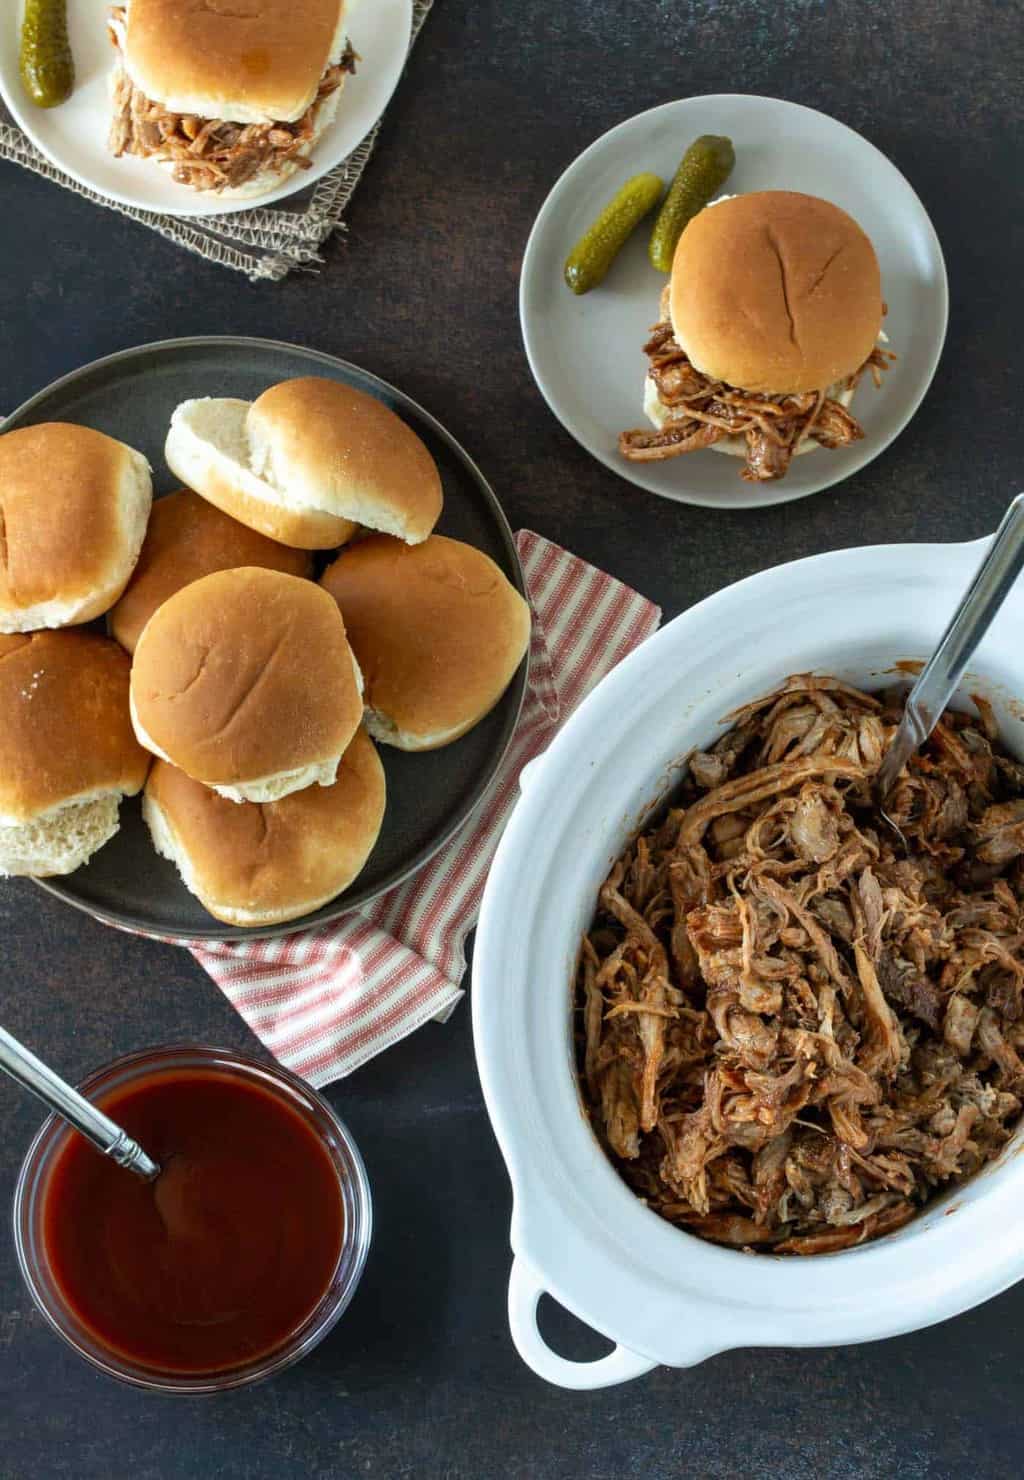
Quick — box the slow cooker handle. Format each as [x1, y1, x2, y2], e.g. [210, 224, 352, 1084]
[507, 1256, 658, 1390]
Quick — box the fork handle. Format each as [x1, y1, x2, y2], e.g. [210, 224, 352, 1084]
[877, 493, 1024, 796]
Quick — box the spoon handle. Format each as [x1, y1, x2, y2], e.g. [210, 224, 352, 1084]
[877, 493, 1024, 797]
[0, 1027, 159, 1180]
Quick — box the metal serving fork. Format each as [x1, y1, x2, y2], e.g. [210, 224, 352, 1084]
[876, 494, 1024, 849]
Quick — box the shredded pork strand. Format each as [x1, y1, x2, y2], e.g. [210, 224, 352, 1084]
[576, 676, 1024, 1254]
[107, 7, 357, 192]
[619, 310, 896, 481]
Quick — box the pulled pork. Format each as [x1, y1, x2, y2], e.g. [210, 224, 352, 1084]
[619, 292, 895, 482]
[107, 7, 356, 193]
[576, 676, 1024, 1254]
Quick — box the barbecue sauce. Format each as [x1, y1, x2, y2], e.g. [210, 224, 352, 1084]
[42, 1068, 345, 1375]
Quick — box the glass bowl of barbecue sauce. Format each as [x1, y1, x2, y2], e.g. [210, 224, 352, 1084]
[12, 1045, 371, 1392]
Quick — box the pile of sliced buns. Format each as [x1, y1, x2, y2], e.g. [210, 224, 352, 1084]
[0, 378, 530, 926]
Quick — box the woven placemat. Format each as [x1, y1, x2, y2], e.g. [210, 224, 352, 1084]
[0, 0, 432, 283]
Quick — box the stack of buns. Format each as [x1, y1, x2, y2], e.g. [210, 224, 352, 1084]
[0, 376, 530, 928]
[0, 424, 153, 878]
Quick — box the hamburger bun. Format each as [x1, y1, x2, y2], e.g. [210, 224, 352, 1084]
[165, 378, 443, 549]
[669, 192, 883, 395]
[119, 0, 348, 125]
[0, 423, 152, 633]
[143, 728, 385, 927]
[163, 398, 357, 550]
[0, 630, 150, 876]
[109, 489, 313, 654]
[320, 535, 530, 750]
[130, 567, 363, 802]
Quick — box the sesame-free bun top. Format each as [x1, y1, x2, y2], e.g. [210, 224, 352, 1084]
[248, 378, 444, 544]
[670, 192, 883, 395]
[0, 423, 152, 633]
[0, 631, 149, 826]
[320, 535, 530, 750]
[109, 489, 312, 654]
[164, 378, 443, 549]
[130, 567, 363, 802]
[143, 727, 385, 926]
[122, 0, 348, 126]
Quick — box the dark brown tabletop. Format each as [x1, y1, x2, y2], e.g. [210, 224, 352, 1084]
[2, 1, 1023, 1475]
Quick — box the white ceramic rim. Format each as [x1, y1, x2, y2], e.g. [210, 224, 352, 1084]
[519, 93, 949, 510]
[473, 534, 1024, 1388]
[1, 0, 412, 216]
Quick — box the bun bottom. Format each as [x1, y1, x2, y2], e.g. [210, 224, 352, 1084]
[643, 377, 855, 458]
[364, 705, 474, 753]
[0, 794, 120, 878]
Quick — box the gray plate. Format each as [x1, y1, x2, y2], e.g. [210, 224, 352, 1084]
[521, 94, 949, 510]
[3, 337, 527, 941]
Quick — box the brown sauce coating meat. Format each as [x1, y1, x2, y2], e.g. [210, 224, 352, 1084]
[619, 312, 895, 481]
[576, 676, 1024, 1254]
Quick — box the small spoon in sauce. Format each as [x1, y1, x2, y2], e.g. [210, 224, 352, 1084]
[876, 492, 1024, 849]
[0, 1026, 158, 1181]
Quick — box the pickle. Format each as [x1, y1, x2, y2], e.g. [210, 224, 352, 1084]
[564, 172, 664, 295]
[19, 0, 75, 109]
[648, 135, 735, 273]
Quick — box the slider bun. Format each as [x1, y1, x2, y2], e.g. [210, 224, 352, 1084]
[109, 489, 312, 654]
[166, 378, 443, 549]
[320, 535, 530, 751]
[0, 631, 150, 876]
[670, 192, 883, 395]
[246, 379, 443, 545]
[0, 423, 152, 633]
[143, 728, 385, 927]
[130, 567, 363, 802]
[164, 398, 358, 550]
[122, 0, 348, 126]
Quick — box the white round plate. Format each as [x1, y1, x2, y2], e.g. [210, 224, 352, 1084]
[0, 0, 412, 216]
[520, 95, 948, 510]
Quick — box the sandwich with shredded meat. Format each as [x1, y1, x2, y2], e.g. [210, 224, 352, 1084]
[576, 676, 1024, 1254]
[619, 193, 895, 482]
[107, 0, 358, 197]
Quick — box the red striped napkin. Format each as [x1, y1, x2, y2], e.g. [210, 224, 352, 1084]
[190, 532, 660, 1084]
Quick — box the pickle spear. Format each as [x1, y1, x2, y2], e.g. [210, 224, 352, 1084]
[20, 0, 75, 109]
[564, 172, 664, 295]
[648, 135, 735, 272]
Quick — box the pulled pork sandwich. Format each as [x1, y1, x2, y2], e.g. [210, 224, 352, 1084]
[620, 192, 895, 482]
[107, 0, 357, 197]
[577, 676, 1024, 1254]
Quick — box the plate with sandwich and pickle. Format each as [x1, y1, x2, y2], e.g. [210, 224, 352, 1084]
[521, 93, 949, 510]
[0, 338, 529, 938]
[0, 0, 412, 213]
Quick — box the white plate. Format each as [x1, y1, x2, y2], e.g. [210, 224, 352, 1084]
[520, 95, 948, 510]
[0, 0, 412, 216]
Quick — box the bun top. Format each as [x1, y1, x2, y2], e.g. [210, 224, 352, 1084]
[669, 192, 883, 395]
[122, 0, 346, 125]
[320, 535, 530, 748]
[0, 631, 149, 825]
[130, 567, 362, 787]
[0, 422, 150, 626]
[145, 727, 385, 924]
[248, 379, 443, 545]
[109, 489, 311, 653]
